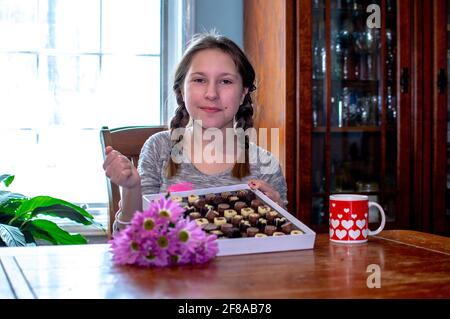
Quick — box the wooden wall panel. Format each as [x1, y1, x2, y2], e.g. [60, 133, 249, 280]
[244, 0, 296, 212]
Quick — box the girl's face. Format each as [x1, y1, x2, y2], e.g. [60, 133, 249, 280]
[182, 49, 248, 130]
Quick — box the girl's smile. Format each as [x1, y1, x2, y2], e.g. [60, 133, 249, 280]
[199, 106, 222, 113]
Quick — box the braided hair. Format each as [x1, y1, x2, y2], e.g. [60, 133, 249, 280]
[166, 32, 256, 179]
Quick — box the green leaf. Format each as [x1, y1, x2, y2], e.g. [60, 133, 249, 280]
[0, 223, 27, 247]
[24, 219, 88, 245]
[0, 191, 26, 211]
[14, 196, 95, 225]
[0, 174, 14, 187]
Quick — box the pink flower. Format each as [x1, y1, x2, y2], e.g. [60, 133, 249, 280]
[109, 227, 144, 265]
[109, 194, 218, 267]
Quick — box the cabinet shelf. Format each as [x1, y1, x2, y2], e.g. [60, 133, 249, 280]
[313, 79, 379, 90]
[313, 125, 396, 133]
[313, 126, 380, 133]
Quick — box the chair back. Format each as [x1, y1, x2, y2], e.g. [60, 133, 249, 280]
[100, 125, 167, 238]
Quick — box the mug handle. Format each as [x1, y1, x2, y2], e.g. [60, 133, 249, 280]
[368, 202, 386, 236]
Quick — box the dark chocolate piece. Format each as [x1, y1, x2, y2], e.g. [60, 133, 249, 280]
[234, 201, 248, 214]
[217, 203, 230, 215]
[205, 210, 219, 223]
[246, 227, 259, 237]
[281, 222, 294, 234]
[264, 225, 277, 236]
[251, 199, 263, 210]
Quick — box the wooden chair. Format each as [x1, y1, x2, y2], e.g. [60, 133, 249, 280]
[100, 125, 167, 238]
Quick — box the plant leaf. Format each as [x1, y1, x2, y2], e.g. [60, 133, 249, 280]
[15, 196, 95, 225]
[0, 174, 14, 187]
[24, 219, 88, 245]
[0, 191, 26, 212]
[0, 223, 27, 247]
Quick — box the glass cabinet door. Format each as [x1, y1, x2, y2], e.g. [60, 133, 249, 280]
[311, 0, 397, 227]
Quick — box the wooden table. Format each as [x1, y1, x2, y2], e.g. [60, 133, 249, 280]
[1, 230, 449, 299]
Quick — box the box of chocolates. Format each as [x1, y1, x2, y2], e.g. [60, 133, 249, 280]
[142, 184, 316, 256]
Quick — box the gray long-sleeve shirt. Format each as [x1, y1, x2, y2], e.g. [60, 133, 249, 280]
[138, 130, 288, 205]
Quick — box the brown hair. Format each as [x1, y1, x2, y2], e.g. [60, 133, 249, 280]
[166, 32, 256, 178]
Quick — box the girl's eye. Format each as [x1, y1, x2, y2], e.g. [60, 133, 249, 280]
[221, 79, 233, 84]
[192, 78, 206, 83]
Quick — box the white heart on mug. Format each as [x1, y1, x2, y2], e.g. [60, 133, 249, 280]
[330, 229, 334, 237]
[331, 219, 340, 229]
[349, 229, 361, 239]
[332, 203, 336, 207]
[356, 219, 366, 229]
[337, 214, 343, 219]
[336, 229, 347, 239]
[351, 214, 357, 219]
[344, 208, 349, 213]
[341, 220, 354, 230]
[362, 229, 368, 238]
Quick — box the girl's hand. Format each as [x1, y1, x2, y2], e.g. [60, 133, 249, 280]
[248, 179, 284, 208]
[103, 146, 141, 189]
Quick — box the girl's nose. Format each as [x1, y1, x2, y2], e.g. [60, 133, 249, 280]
[205, 82, 219, 100]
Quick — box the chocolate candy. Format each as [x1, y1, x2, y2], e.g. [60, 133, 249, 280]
[178, 189, 302, 240]
[188, 194, 199, 204]
[224, 209, 237, 222]
[237, 189, 256, 202]
[214, 217, 227, 226]
[272, 232, 285, 236]
[257, 218, 267, 231]
[212, 195, 225, 205]
[195, 218, 209, 227]
[257, 205, 271, 217]
[205, 193, 216, 204]
[204, 204, 215, 213]
[217, 203, 230, 215]
[246, 227, 259, 237]
[237, 189, 249, 200]
[220, 223, 233, 234]
[170, 195, 183, 203]
[266, 210, 279, 224]
[240, 207, 254, 218]
[281, 222, 294, 234]
[264, 225, 277, 236]
[189, 212, 201, 220]
[205, 210, 219, 223]
[232, 214, 243, 227]
[251, 199, 263, 209]
[234, 201, 248, 213]
[255, 233, 268, 238]
[193, 198, 206, 210]
[202, 223, 218, 232]
[230, 227, 242, 238]
[248, 213, 260, 226]
[274, 217, 287, 228]
[221, 192, 233, 200]
[239, 220, 251, 232]
[210, 230, 224, 237]
[228, 195, 240, 206]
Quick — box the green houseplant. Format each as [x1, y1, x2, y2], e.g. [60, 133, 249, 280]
[0, 174, 102, 247]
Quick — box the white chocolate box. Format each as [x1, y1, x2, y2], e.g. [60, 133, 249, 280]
[142, 184, 316, 256]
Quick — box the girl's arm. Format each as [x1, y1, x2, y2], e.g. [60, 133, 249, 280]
[103, 146, 143, 230]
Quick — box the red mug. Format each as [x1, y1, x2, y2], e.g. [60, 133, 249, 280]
[329, 194, 386, 243]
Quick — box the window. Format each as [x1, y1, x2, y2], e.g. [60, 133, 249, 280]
[0, 0, 184, 231]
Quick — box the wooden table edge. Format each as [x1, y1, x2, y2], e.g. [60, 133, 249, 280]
[373, 230, 450, 256]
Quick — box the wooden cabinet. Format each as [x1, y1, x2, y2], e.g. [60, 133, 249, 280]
[244, 0, 450, 235]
